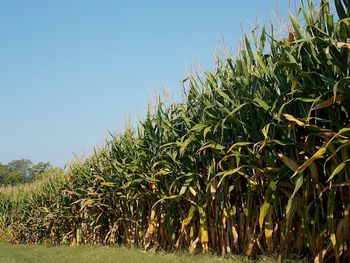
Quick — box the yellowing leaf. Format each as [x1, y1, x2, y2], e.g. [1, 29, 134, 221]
[259, 202, 271, 229]
[262, 123, 271, 139]
[189, 187, 197, 197]
[314, 95, 345, 110]
[293, 148, 327, 177]
[283, 113, 305, 126]
[227, 142, 253, 153]
[336, 42, 350, 49]
[101, 182, 115, 187]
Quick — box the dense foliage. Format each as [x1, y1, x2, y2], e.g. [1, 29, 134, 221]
[1, 1, 350, 262]
[0, 159, 56, 186]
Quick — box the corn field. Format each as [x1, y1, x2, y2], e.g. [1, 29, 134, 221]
[1, 0, 350, 262]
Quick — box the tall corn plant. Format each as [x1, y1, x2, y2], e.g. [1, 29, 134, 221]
[1, 0, 349, 262]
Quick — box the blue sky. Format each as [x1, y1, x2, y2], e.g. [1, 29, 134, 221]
[0, 0, 290, 167]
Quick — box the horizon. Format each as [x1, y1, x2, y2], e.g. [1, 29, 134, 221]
[0, 1, 291, 167]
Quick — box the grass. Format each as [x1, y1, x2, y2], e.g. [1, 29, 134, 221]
[0, 243, 305, 263]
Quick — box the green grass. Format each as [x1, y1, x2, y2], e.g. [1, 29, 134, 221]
[0, 243, 305, 263]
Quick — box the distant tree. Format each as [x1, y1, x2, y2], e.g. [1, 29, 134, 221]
[3, 170, 24, 185]
[0, 163, 5, 184]
[30, 162, 52, 181]
[0, 159, 58, 186]
[6, 159, 32, 175]
[5, 159, 32, 184]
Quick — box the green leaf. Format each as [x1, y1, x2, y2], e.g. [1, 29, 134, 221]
[255, 52, 269, 76]
[327, 161, 349, 183]
[197, 142, 226, 153]
[217, 166, 248, 187]
[253, 98, 270, 111]
[278, 154, 299, 172]
[327, 188, 339, 262]
[335, 0, 347, 19]
[191, 122, 210, 132]
[179, 186, 187, 196]
[285, 174, 303, 231]
[227, 142, 253, 153]
[260, 27, 266, 51]
[327, 45, 346, 69]
[326, 14, 334, 34]
[278, 61, 302, 71]
[179, 134, 196, 157]
[245, 34, 254, 62]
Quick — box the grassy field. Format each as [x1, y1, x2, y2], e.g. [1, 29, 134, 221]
[0, 243, 305, 263]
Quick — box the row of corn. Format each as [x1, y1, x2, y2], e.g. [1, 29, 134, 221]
[1, 1, 349, 262]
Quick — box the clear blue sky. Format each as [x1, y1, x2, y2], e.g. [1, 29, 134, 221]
[0, 0, 291, 167]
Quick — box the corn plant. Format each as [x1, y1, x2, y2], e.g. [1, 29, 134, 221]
[1, 0, 349, 262]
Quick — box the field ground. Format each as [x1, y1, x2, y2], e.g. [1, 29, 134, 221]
[0, 243, 306, 263]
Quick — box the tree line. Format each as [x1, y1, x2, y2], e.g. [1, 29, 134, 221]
[0, 159, 62, 186]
